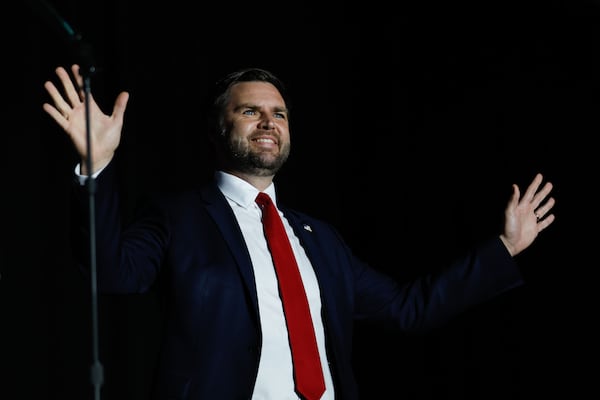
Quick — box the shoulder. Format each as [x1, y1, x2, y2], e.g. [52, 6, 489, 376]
[137, 181, 224, 217]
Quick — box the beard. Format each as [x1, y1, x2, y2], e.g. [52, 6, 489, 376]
[222, 135, 290, 177]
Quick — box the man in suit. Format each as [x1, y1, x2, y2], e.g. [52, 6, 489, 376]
[43, 64, 555, 399]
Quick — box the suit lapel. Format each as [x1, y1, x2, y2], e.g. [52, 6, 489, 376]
[281, 208, 324, 276]
[200, 184, 260, 319]
[280, 208, 338, 316]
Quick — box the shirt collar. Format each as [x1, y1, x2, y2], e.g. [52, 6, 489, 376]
[215, 171, 277, 209]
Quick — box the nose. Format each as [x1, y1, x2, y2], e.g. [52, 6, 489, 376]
[260, 116, 276, 130]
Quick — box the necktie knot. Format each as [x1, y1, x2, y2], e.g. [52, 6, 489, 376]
[255, 192, 271, 209]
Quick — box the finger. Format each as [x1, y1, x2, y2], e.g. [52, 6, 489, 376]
[532, 181, 554, 209]
[112, 91, 130, 120]
[508, 183, 520, 209]
[43, 80, 72, 117]
[42, 102, 69, 130]
[56, 66, 82, 107]
[537, 213, 555, 231]
[522, 173, 543, 203]
[535, 196, 556, 219]
[71, 64, 86, 97]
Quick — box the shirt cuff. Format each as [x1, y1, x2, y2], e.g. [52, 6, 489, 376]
[74, 163, 106, 185]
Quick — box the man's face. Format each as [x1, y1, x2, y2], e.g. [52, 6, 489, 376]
[219, 81, 291, 176]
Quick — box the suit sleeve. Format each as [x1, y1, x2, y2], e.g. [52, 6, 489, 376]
[353, 236, 524, 333]
[70, 161, 169, 293]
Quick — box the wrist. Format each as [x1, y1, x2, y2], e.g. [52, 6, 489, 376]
[499, 234, 516, 257]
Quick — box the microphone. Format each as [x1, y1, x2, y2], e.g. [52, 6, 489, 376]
[25, 0, 96, 77]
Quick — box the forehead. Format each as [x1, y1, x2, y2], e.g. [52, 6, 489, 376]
[228, 81, 286, 108]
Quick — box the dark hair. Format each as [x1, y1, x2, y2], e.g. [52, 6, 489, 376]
[207, 68, 291, 137]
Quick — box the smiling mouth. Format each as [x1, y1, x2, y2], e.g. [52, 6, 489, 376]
[251, 135, 280, 151]
[253, 137, 277, 145]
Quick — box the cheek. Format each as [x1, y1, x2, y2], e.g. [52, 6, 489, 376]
[229, 121, 255, 138]
[275, 119, 290, 134]
[280, 128, 291, 146]
[228, 128, 254, 150]
[232, 136, 248, 147]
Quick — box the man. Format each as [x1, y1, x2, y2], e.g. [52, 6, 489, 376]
[43, 64, 555, 399]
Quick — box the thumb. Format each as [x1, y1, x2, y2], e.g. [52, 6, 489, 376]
[112, 91, 130, 120]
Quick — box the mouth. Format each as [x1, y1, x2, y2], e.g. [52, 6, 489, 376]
[252, 136, 278, 149]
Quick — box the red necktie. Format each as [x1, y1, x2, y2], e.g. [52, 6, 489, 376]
[255, 192, 326, 400]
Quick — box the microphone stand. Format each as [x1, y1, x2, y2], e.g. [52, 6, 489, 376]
[81, 65, 104, 400]
[26, 1, 103, 399]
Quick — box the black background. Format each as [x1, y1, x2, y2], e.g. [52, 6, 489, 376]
[2, 0, 597, 399]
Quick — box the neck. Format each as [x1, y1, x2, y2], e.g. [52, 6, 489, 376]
[220, 169, 275, 191]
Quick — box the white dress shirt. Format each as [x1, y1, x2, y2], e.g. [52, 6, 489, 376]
[215, 171, 334, 400]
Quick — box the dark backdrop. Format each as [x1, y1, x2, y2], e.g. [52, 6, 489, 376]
[3, 0, 597, 399]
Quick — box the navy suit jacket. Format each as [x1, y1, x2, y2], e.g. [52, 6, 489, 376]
[72, 162, 524, 400]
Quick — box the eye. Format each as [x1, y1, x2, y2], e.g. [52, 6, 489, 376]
[242, 109, 257, 116]
[274, 112, 286, 120]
